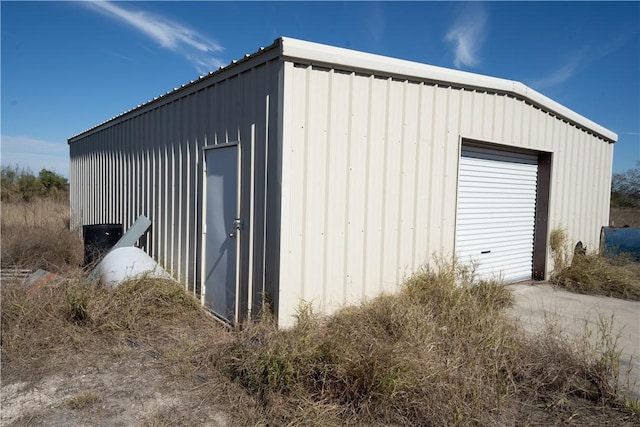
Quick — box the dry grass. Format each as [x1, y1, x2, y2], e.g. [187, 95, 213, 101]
[2, 268, 637, 425]
[0, 276, 227, 383]
[66, 391, 102, 409]
[550, 228, 640, 301]
[2, 198, 637, 425]
[610, 207, 640, 228]
[1, 196, 70, 228]
[216, 262, 635, 426]
[554, 254, 640, 300]
[0, 275, 262, 425]
[1, 196, 83, 272]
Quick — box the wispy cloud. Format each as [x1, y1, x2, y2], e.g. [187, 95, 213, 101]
[367, 3, 386, 43]
[1, 135, 69, 177]
[88, 1, 225, 74]
[531, 29, 637, 90]
[444, 3, 488, 69]
[530, 48, 588, 89]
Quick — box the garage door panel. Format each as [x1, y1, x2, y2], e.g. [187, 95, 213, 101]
[457, 239, 536, 254]
[456, 214, 536, 225]
[457, 216, 536, 226]
[456, 209, 535, 216]
[456, 224, 536, 237]
[458, 228, 533, 244]
[457, 200, 536, 210]
[461, 253, 535, 282]
[459, 180, 537, 191]
[459, 189, 536, 199]
[457, 229, 535, 240]
[463, 258, 534, 276]
[460, 146, 539, 164]
[461, 159, 537, 173]
[459, 164, 538, 179]
[461, 146, 538, 162]
[455, 145, 538, 283]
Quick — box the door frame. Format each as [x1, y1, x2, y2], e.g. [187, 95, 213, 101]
[201, 141, 242, 323]
[454, 138, 551, 281]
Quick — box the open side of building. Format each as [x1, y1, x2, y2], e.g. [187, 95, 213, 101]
[69, 37, 617, 327]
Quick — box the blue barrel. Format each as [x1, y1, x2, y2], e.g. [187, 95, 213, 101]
[600, 227, 640, 261]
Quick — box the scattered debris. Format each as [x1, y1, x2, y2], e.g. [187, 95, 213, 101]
[98, 247, 173, 289]
[87, 215, 153, 283]
[23, 269, 62, 295]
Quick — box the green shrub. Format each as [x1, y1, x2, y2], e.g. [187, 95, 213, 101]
[39, 168, 68, 196]
[1, 165, 67, 201]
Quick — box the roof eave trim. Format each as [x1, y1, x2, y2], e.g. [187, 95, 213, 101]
[280, 37, 617, 143]
[68, 39, 283, 144]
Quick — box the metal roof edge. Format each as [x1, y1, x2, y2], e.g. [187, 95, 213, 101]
[68, 39, 283, 144]
[280, 37, 618, 143]
[69, 36, 618, 144]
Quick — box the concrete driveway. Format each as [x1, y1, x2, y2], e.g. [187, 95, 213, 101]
[507, 282, 640, 399]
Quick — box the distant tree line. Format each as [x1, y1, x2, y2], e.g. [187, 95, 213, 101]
[611, 161, 640, 208]
[1, 165, 68, 201]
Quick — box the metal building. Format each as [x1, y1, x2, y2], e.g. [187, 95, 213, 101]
[69, 37, 617, 326]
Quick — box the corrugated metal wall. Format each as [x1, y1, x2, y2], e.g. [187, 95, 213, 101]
[69, 57, 283, 306]
[277, 61, 613, 326]
[69, 39, 614, 327]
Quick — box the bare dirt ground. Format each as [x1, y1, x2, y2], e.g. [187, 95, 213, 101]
[0, 275, 258, 427]
[4, 355, 195, 426]
[1, 336, 233, 426]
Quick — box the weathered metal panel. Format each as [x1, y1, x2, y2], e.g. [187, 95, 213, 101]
[277, 59, 614, 326]
[69, 56, 283, 316]
[69, 37, 615, 327]
[279, 37, 616, 142]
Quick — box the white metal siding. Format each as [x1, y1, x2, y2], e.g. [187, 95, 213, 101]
[278, 62, 613, 327]
[69, 57, 283, 313]
[455, 145, 538, 282]
[69, 38, 615, 327]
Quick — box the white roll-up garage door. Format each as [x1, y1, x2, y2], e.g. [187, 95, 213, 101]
[455, 144, 538, 282]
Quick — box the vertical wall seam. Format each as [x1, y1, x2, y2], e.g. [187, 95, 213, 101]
[438, 86, 451, 250]
[299, 65, 311, 300]
[248, 123, 256, 315]
[342, 73, 354, 302]
[361, 75, 373, 299]
[262, 93, 270, 303]
[321, 69, 333, 310]
[395, 80, 407, 284]
[378, 77, 391, 292]
[411, 83, 423, 270]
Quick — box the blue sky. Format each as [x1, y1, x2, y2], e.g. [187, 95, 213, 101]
[2, 1, 639, 177]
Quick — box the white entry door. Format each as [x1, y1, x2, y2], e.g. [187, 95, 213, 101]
[455, 144, 538, 282]
[204, 144, 240, 322]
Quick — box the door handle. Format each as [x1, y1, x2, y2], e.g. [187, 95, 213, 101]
[229, 233, 236, 239]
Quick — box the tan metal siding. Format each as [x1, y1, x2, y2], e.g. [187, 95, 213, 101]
[69, 59, 283, 301]
[278, 63, 612, 326]
[70, 39, 613, 326]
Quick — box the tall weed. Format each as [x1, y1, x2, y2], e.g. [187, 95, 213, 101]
[217, 261, 628, 425]
[1, 197, 82, 272]
[550, 228, 640, 300]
